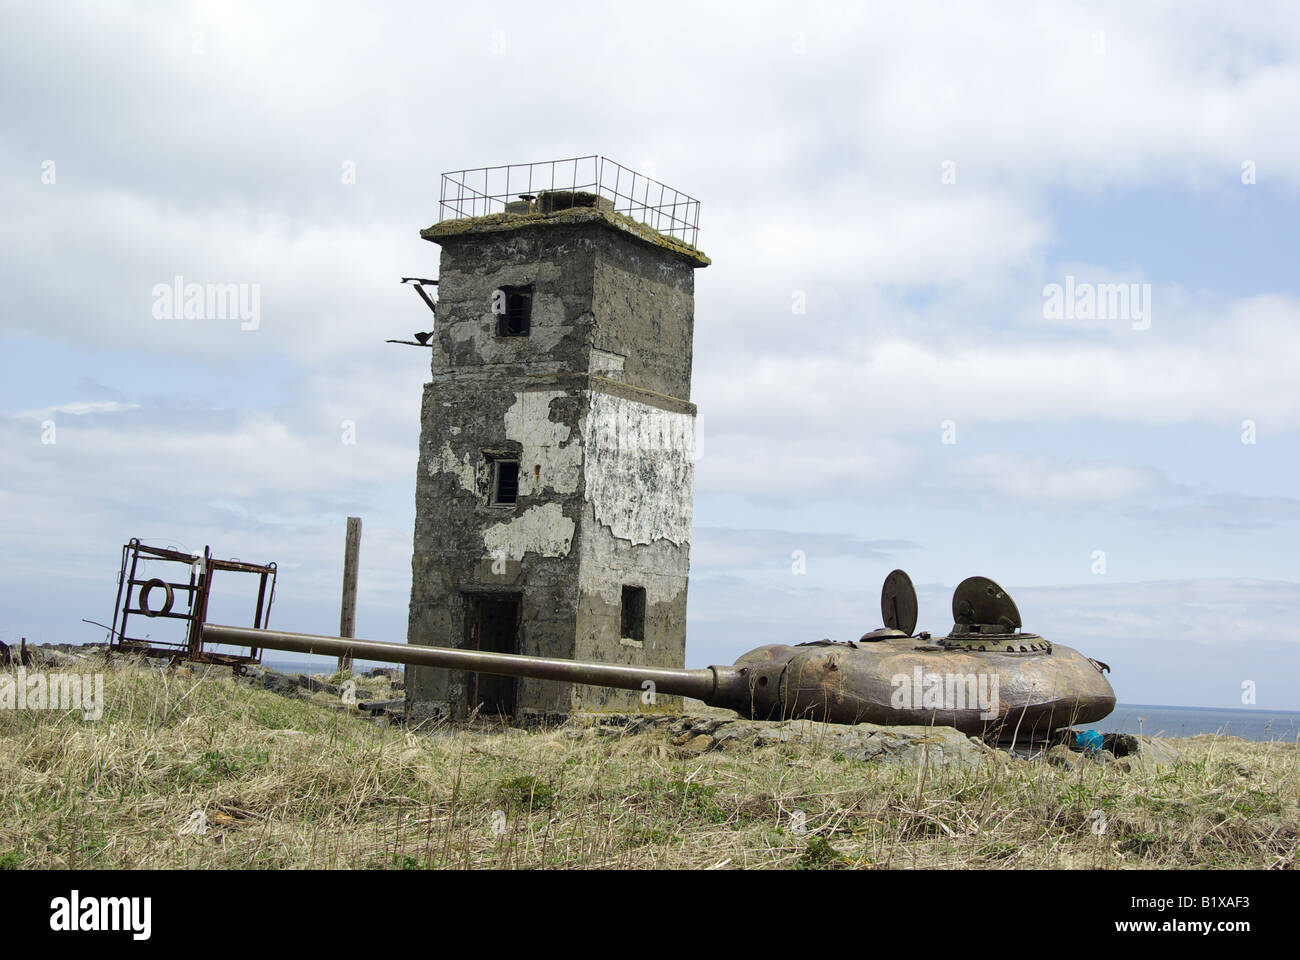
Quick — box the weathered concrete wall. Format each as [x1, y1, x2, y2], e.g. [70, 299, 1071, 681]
[406, 379, 586, 720]
[590, 237, 696, 400]
[572, 512, 690, 713]
[406, 214, 703, 722]
[572, 389, 694, 712]
[428, 225, 598, 376]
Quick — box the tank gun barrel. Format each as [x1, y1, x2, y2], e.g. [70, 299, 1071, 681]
[202, 624, 727, 702]
[201, 601, 1116, 734]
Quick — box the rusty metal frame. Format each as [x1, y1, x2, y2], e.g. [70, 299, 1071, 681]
[108, 538, 276, 669]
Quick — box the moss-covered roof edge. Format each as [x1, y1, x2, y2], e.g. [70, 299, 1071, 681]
[420, 207, 710, 268]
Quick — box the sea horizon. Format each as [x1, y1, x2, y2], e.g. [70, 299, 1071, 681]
[1080, 703, 1300, 742]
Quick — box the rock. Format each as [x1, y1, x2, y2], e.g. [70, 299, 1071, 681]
[668, 716, 726, 739]
[357, 698, 406, 713]
[697, 718, 994, 770]
[252, 669, 299, 697]
[617, 715, 666, 736]
[1124, 736, 1180, 772]
[575, 714, 999, 769]
[296, 675, 341, 697]
[1101, 733, 1180, 772]
[682, 734, 714, 754]
[1046, 744, 1082, 768]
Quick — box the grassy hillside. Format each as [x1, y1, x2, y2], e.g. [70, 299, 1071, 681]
[0, 660, 1296, 869]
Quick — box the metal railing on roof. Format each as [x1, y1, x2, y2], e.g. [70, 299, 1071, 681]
[437, 155, 700, 247]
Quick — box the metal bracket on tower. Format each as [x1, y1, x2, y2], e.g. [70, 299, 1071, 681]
[387, 278, 439, 346]
[401, 277, 438, 316]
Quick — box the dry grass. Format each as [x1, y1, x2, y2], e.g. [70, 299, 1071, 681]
[0, 660, 1296, 869]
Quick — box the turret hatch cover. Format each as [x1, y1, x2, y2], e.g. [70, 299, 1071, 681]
[880, 569, 918, 637]
[952, 576, 1021, 630]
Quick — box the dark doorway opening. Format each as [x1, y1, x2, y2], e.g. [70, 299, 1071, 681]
[465, 593, 520, 717]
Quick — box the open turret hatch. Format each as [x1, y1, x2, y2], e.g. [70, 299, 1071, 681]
[943, 576, 1049, 653]
[857, 571, 1051, 653]
[858, 568, 917, 641]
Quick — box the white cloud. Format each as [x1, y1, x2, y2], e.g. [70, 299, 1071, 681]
[956, 454, 1162, 503]
[698, 292, 1300, 441]
[14, 401, 140, 419]
[692, 526, 917, 570]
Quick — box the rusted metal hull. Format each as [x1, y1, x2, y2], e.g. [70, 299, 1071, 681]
[204, 624, 1113, 737]
[725, 638, 1115, 737]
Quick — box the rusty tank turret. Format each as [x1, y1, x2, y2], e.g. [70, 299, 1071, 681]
[203, 570, 1115, 739]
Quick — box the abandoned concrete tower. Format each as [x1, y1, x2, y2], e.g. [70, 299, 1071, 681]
[405, 157, 709, 722]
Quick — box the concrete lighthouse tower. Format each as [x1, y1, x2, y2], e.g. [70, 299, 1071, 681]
[404, 156, 708, 722]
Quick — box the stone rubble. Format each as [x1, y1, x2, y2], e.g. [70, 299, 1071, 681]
[570, 713, 1181, 771]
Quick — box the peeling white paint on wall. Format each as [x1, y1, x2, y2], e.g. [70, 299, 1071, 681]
[504, 390, 583, 496]
[436, 387, 691, 572]
[590, 348, 626, 379]
[433, 441, 478, 493]
[483, 502, 576, 560]
[582, 392, 694, 546]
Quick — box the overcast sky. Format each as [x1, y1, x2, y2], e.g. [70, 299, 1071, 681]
[2, 1, 1298, 710]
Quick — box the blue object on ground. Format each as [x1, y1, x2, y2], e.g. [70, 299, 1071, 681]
[1075, 729, 1105, 755]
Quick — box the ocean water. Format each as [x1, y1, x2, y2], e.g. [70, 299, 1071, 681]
[1078, 704, 1300, 742]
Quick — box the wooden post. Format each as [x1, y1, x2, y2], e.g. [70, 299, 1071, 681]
[338, 516, 361, 674]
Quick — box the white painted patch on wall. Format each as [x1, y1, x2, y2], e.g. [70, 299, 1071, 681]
[582, 392, 694, 546]
[590, 348, 626, 380]
[503, 390, 582, 496]
[483, 502, 576, 560]
[433, 441, 477, 493]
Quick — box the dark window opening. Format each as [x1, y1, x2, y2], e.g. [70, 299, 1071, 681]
[620, 585, 646, 641]
[496, 285, 532, 337]
[490, 459, 519, 505]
